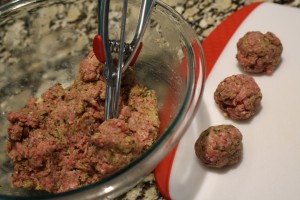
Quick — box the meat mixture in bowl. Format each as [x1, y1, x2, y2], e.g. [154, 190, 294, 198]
[6, 51, 160, 193]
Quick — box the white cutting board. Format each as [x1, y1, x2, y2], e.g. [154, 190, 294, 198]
[162, 3, 300, 200]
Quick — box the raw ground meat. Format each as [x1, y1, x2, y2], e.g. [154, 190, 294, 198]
[194, 124, 243, 168]
[236, 31, 283, 74]
[214, 74, 262, 120]
[6, 50, 160, 193]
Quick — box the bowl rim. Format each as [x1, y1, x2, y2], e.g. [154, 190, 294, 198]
[0, 0, 206, 199]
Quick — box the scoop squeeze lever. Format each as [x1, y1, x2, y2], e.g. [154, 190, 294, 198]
[93, 0, 155, 120]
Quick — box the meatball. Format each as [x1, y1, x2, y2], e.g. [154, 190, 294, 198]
[194, 125, 243, 168]
[214, 74, 262, 120]
[236, 31, 283, 74]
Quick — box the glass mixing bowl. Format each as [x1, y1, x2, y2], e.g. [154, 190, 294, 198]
[0, 0, 205, 199]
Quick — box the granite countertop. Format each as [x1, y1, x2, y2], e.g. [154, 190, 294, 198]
[0, 0, 299, 199]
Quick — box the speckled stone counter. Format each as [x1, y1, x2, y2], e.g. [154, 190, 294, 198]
[0, 0, 299, 199]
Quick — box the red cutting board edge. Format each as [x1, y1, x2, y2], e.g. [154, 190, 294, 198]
[154, 2, 263, 200]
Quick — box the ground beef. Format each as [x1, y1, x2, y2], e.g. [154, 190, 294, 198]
[236, 31, 283, 74]
[6, 50, 160, 193]
[214, 74, 262, 120]
[194, 125, 243, 168]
